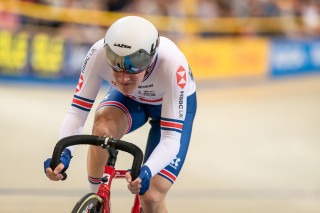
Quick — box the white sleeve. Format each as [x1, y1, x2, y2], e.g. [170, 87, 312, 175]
[59, 40, 105, 154]
[144, 135, 180, 177]
[59, 110, 88, 153]
[144, 54, 188, 176]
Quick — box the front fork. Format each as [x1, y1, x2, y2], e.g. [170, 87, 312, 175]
[97, 147, 142, 213]
[131, 194, 142, 213]
[96, 166, 115, 213]
[97, 147, 118, 213]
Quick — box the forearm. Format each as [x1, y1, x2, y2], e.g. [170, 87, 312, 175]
[59, 111, 88, 154]
[144, 135, 180, 177]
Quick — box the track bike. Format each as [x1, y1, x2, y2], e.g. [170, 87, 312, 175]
[50, 135, 144, 213]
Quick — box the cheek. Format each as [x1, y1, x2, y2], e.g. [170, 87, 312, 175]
[112, 72, 123, 82]
[137, 72, 146, 81]
[112, 72, 118, 79]
[136, 74, 144, 81]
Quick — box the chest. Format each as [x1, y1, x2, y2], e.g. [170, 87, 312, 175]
[129, 82, 164, 104]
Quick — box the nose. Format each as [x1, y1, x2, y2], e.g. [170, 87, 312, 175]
[119, 71, 131, 83]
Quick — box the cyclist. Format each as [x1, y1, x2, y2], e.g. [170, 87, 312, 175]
[44, 16, 197, 212]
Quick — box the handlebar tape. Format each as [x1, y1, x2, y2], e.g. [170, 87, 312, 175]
[112, 140, 143, 180]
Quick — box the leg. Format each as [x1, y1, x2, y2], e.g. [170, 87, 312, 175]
[137, 120, 172, 213]
[139, 93, 197, 212]
[87, 87, 148, 192]
[87, 105, 128, 188]
[139, 175, 172, 213]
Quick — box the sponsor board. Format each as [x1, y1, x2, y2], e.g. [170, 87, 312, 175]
[178, 37, 269, 79]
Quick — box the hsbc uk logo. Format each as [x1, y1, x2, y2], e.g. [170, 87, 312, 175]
[176, 66, 187, 89]
[75, 74, 84, 93]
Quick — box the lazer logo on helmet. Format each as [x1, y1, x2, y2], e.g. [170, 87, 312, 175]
[114, 43, 131, 49]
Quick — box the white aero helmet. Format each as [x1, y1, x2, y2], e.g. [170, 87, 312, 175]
[104, 16, 160, 73]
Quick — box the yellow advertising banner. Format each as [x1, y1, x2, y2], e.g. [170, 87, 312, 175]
[178, 37, 269, 80]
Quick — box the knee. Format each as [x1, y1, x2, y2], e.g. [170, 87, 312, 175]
[140, 190, 166, 209]
[92, 116, 110, 136]
[92, 112, 118, 137]
[92, 109, 127, 139]
[139, 176, 171, 211]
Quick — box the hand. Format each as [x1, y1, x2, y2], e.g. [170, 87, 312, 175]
[44, 160, 65, 181]
[44, 149, 72, 181]
[126, 165, 152, 195]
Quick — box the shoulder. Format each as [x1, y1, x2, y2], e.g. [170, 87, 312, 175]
[93, 38, 105, 48]
[88, 38, 105, 57]
[84, 38, 107, 65]
[158, 36, 186, 63]
[159, 36, 175, 46]
[81, 38, 106, 66]
[80, 38, 109, 75]
[156, 36, 188, 73]
[158, 36, 182, 56]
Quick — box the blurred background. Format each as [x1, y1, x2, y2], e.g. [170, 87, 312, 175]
[1, 0, 320, 212]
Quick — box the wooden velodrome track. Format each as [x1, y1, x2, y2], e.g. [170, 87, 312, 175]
[0, 74, 320, 212]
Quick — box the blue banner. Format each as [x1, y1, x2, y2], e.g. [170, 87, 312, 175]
[270, 39, 320, 76]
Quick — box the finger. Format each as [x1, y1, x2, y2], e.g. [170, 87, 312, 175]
[130, 178, 142, 187]
[46, 168, 57, 178]
[125, 172, 132, 183]
[46, 168, 59, 178]
[128, 181, 141, 190]
[54, 163, 65, 175]
[127, 184, 140, 194]
[46, 170, 63, 181]
[46, 169, 55, 180]
[49, 174, 62, 181]
[128, 182, 141, 190]
[46, 167, 54, 176]
[54, 173, 64, 180]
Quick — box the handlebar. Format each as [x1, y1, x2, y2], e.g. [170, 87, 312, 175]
[50, 135, 143, 181]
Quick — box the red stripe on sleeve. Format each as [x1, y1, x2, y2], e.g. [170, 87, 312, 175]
[160, 169, 176, 181]
[160, 121, 183, 130]
[72, 98, 93, 108]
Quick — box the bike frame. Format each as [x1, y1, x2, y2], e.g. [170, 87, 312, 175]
[96, 150, 141, 213]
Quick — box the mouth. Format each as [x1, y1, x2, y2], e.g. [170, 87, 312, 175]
[120, 82, 132, 86]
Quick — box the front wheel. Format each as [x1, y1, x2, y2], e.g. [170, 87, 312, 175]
[72, 193, 104, 213]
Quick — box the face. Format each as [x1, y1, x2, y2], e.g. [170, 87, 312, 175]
[112, 70, 146, 94]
